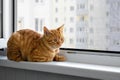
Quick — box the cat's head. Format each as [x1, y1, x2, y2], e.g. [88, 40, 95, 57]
[43, 24, 64, 49]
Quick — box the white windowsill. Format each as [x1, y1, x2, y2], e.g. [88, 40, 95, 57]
[0, 56, 120, 80]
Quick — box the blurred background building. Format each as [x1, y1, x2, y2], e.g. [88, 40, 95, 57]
[17, 0, 120, 51]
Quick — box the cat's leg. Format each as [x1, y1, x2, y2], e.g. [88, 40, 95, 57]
[28, 55, 50, 62]
[54, 49, 66, 61]
[29, 56, 48, 62]
[54, 54, 66, 61]
[28, 51, 50, 62]
[7, 46, 23, 62]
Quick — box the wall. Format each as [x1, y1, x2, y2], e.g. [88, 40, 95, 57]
[0, 66, 99, 80]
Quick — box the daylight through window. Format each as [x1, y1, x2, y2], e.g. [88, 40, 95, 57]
[16, 0, 120, 52]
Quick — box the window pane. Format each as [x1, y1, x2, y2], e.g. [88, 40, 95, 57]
[16, 0, 120, 52]
[0, 0, 3, 38]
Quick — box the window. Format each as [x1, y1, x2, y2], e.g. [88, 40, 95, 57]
[0, 0, 120, 72]
[35, 18, 39, 31]
[17, 17, 24, 30]
[14, 0, 120, 53]
[35, 0, 39, 3]
[55, 17, 58, 23]
[70, 28, 74, 32]
[40, 0, 43, 3]
[34, 0, 45, 6]
[70, 38, 74, 44]
[80, 4, 85, 9]
[90, 4, 94, 11]
[70, 17, 74, 22]
[70, 6, 74, 11]
[0, 0, 13, 50]
[89, 28, 94, 33]
[35, 18, 44, 32]
[55, 8, 58, 13]
[40, 19, 44, 32]
[55, 0, 58, 3]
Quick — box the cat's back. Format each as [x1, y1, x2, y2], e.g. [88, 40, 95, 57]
[17, 29, 40, 37]
[13, 29, 41, 39]
[8, 29, 42, 47]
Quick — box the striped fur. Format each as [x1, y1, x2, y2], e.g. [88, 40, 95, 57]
[7, 25, 66, 62]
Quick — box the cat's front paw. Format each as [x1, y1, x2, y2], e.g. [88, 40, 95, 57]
[54, 54, 66, 61]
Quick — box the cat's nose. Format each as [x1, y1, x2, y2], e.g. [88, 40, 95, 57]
[57, 42, 59, 44]
[57, 42, 62, 46]
[56, 42, 59, 44]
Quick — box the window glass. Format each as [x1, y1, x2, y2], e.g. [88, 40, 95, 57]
[16, 0, 120, 52]
[0, 0, 3, 38]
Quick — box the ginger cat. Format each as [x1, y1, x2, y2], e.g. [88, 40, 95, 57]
[7, 25, 66, 62]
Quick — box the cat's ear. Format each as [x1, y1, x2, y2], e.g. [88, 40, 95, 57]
[57, 24, 64, 32]
[44, 26, 51, 35]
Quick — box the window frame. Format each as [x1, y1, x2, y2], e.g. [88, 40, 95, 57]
[0, 0, 3, 38]
[0, 0, 120, 68]
[0, 0, 4, 48]
[0, 0, 114, 68]
[0, 0, 13, 54]
[13, 0, 120, 55]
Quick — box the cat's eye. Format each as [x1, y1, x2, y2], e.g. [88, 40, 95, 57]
[53, 39, 57, 42]
[61, 38, 64, 42]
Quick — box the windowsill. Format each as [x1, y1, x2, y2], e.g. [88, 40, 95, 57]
[0, 56, 120, 80]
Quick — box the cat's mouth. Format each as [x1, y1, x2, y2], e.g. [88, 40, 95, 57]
[52, 45, 61, 49]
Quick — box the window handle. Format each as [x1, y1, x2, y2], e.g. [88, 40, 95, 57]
[67, 51, 77, 54]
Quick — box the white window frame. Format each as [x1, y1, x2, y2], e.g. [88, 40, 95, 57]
[0, 0, 120, 80]
[13, 0, 120, 67]
[0, 0, 13, 49]
[1, 0, 120, 69]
